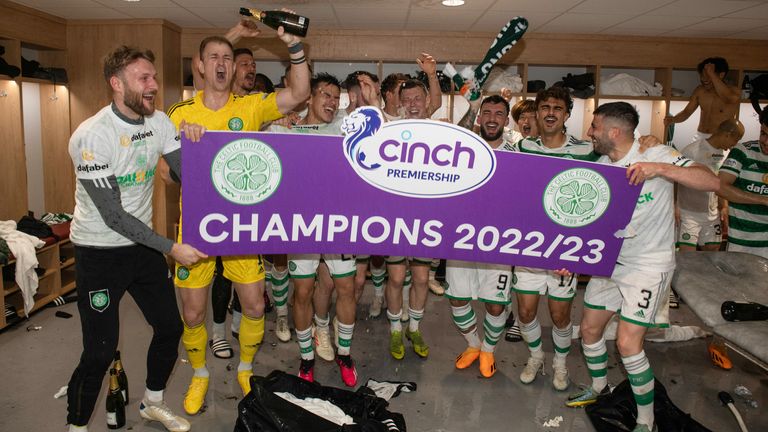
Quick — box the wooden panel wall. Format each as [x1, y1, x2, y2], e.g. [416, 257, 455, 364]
[158, 24, 182, 239]
[162, 24, 182, 109]
[68, 20, 160, 131]
[0, 0, 66, 50]
[0, 79, 27, 221]
[0, 38, 21, 69]
[181, 29, 768, 69]
[39, 83, 74, 213]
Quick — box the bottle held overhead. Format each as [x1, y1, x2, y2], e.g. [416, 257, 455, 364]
[239, 7, 310, 37]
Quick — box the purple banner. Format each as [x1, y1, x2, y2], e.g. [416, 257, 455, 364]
[181, 114, 641, 276]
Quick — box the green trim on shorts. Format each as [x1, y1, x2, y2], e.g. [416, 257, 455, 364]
[512, 288, 540, 295]
[410, 258, 432, 265]
[619, 314, 670, 328]
[676, 241, 697, 247]
[479, 298, 511, 305]
[385, 257, 407, 264]
[703, 241, 722, 245]
[584, 301, 607, 310]
[331, 270, 356, 279]
[290, 273, 316, 279]
[444, 293, 472, 302]
[547, 294, 574, 302]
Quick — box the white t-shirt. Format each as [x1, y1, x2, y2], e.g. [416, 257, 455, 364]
[69, 105, 179, 247]
[518, 134, 600, 162]
[269, 118, 343, 135]
[599, 142, 693, 271]
[495, 136, 517, 153]
[382, 110, 402, 122]
[504, 128, 523, 146]
[676, 138, 724, 217]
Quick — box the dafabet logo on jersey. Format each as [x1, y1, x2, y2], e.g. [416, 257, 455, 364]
[543, 168, 611, 228]
[341, 107, 496, 198]
[211, 138, 282, 205]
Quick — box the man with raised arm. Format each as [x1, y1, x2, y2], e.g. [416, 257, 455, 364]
[270, 73, 361, 387]
[664, 57, 740, 150]
[567, 102, 719, 432]
[166, 15, 309, 415]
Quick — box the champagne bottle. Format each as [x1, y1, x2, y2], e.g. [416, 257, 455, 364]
[113, 350, 128, 403]
[239, 7, 309, 38]
[721, 300, 768, 322]
[106, 368, 126, 430]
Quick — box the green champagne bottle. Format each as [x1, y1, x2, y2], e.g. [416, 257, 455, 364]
[239, 7, 309, 38]
[113, 350, 128, 403]
[106, 368, 126, 429]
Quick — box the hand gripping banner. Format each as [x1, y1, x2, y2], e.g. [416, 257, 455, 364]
[181, 108, 642, 276]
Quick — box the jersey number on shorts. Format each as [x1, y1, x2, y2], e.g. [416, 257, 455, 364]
[638, 289, 652, 309]
[497, 274, 508, 290]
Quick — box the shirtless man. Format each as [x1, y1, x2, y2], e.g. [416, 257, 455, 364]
[665, 57, 740, 148]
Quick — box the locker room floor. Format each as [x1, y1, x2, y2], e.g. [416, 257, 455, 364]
[1, 280, 765, 432]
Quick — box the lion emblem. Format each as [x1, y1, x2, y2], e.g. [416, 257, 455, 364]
[342, 107, 383, 171]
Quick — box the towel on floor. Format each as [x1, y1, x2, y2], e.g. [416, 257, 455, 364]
[0, 220, 45, 315]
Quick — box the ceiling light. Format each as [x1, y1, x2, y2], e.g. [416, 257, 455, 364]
[442, 0, 465, 6]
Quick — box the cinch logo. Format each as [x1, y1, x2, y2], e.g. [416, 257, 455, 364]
[341, 107, 496, 198]
[77, 163, 109, 173]
[543, 168, 611, 227]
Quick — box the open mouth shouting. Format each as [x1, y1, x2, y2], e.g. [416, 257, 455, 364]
[543, 115, 558, 128]
[215, 65, 228, 84]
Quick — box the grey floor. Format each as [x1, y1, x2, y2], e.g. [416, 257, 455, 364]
[1, 281, 766, 432]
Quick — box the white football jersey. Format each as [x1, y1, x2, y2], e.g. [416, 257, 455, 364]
[599, 142, 693, 271]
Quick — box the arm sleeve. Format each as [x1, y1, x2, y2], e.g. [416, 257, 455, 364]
[250, 92, 285, 128]
[719, 145, 745, 176]
[157, 111, 182, 182]
[80, 176, 174, 253]
[651, 145, 693, 167]
[163, 148, 181, 183]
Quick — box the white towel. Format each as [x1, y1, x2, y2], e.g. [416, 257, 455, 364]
[273, 392, 355, 426]
[0, 220, 45, 315]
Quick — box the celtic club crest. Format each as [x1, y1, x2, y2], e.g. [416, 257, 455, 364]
[543, 168, 611, 228]
[89, 289, 110, 312]
[211, 139, 282, 205]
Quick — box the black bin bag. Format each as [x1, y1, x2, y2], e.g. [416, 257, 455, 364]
[235, 370, 406, 432]
[586, 379, 712, 432]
